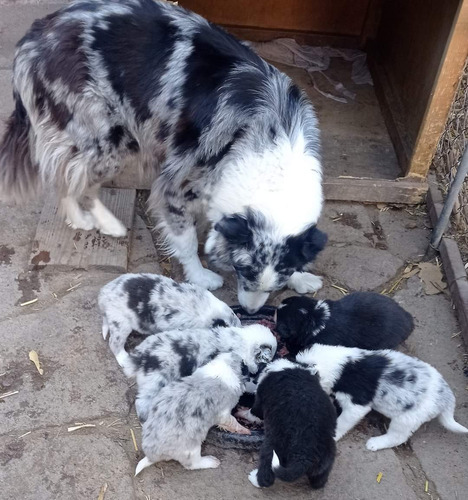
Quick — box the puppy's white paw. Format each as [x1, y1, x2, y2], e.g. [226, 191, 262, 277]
[96, 217, 127, 238]
[235, 408, 262, 425]
[198, 456, 221, 469]
[366, 436, 389, 451]
[288, 272, 323, 294]
[188, 268, 223, 290]
[66, 211, 96, 231]
[116, 351, 135, 377]
[248, 469, 261, 488]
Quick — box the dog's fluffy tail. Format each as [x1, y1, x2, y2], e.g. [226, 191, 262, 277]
[0, 93, 39, 202]
[439, 410, 468, 433]
[271, 451, 308, 483]
[135, 456, 153, 476]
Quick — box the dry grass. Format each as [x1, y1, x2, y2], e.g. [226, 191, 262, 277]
[433, 58, 468, 260]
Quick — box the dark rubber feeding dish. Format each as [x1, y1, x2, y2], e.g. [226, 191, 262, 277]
[206, 305, 277, 450]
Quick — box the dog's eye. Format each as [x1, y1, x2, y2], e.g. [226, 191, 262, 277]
[235, 265, 256, 281]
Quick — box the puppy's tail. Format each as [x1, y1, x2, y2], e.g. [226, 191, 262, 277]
[135, 456, 153, 476]
[438, 410, 468, 434]
[0, 92, 39, 202]
[272, 451, 308, 483]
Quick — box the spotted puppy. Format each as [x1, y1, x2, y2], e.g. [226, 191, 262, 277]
[128, 324, 277, 422]
[297, 344, 468, 451]
[1, 0, 326, 312]
[135, 352, 247, 475]
[276, 293, 414, 356]
[247, 359, 336, 489]
[98, 273, 240, 374]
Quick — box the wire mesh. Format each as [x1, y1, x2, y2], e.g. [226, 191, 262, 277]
[432, 58, 468, 258]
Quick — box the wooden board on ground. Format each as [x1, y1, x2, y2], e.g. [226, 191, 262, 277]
[30, 188, 136, 272]
[323, 176, 427, 204]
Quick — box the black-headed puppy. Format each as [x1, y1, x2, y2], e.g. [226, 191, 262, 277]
[276, 292, 414, 356]
[247, 359, 336, 489]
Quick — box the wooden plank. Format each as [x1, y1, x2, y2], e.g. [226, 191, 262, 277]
[323, 177, 427, 204]
[180, 0, 371, 36]
[367, 47, 412, 174]
[408, 0, 468, 177]
[103, 167, 155, 190]
[30, 188, 136, 272]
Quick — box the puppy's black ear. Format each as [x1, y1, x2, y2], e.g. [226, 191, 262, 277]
[301, 226, 327, 262]
[215, 214, 252, 246]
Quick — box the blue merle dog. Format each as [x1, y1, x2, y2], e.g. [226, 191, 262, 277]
[98, 273, 241, 375]
[0, 0, 326, 312]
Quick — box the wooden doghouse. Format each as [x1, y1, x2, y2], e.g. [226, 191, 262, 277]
[160, 0, 468, 205]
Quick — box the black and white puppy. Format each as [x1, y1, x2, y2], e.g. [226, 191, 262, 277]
[98, 273, 240, 374]
[0, 0, 326, 312]
[128, 324, 277, 422]
[297, 344, 468, 451]
[276, 293, 414, 356]
[135, 352, 248, 475]
[247, 359, 336, 489]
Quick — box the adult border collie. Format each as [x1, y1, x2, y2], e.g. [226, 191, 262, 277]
[0, 0, 326, 312]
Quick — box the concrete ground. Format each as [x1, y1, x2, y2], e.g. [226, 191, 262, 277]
[1, 3, 468, 500]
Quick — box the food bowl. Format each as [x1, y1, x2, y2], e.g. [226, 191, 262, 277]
[205, 305, 277, 450]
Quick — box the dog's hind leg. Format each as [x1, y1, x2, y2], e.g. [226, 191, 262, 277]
[249, 437, 275, 488]
[107, 318, 134, 374]
[62, 195, 96, 231]
[178, 445, 220, 470]
[80, 184, 127, 237]
[334, 393, 371, 441]
[307, 463, 333, 489]
[366, 415, 423, 451]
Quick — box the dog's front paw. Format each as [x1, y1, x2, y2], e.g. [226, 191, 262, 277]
[248, 469, 261, 488]
[288, 272, 323, 294]
[235, 408, 262, 425]
[188, 268, 224, 290]
[366, 436, 389, 451]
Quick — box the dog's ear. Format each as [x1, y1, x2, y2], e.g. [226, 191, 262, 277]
[285, 226, 327, 266]
[301, 226, 327, 262]
[215, 214, 252, 245]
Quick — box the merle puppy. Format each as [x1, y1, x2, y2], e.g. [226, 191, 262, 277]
[276, 293, 414, 356]
[98, 273, 240, 374]
[247, 359, 336, 489]
[297, 344, 468, 450]
[0, 0, 326, 313]
[135, 352, 248, 475]
[128, 323, 277, 422]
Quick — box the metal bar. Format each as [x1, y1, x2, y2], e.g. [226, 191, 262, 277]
[430, 147, 468, 250]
